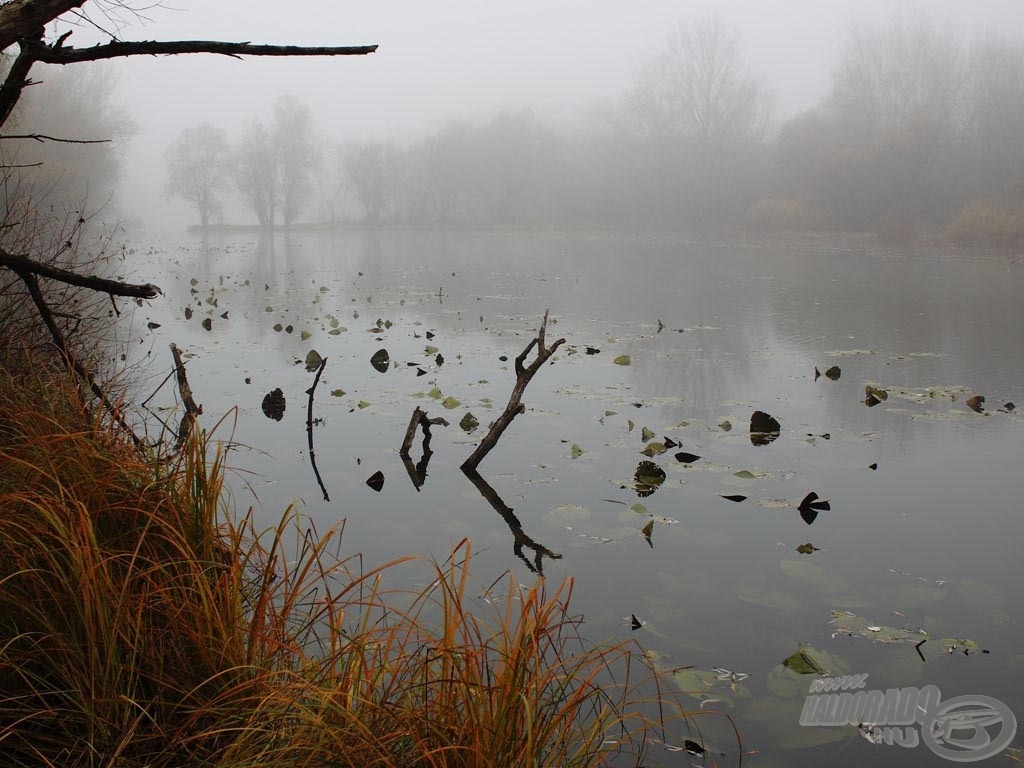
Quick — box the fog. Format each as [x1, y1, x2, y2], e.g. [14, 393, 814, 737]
[44, 0, 1024, 230]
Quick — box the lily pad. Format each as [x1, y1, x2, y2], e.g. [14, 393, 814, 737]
[366, 471, 385, 492]
[441, 396, 460, 410]
[459, 413, 480, 433]
[261, 388, 286, 421]
[370, 348, 390, 373]
[641, 426, 655, 442]
[633, 461, 666, 498]
[570, 443, 584, 459]
[737, 586, 801, 612]
[966, 394, 985, 413]
[639, 442, 667, 457]
[613, 355, 631, 366]
[781, 643, 829, 675]
[780, 560, 848, 593]
[720, 494, 747, 503]
[675, 452, 701, 464]
[824, 365, 841, 380]
[305, 349, 325, 372]
[330, 389, 345, 397]
[750, 410, 781, 446]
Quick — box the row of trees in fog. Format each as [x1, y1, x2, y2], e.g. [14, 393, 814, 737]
[164, 16, 1024, 239]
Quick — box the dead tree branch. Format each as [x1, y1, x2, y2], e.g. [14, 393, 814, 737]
[0, 249, 161, 298]
[0, 133, 111, 144]
[461, 310, 565, 472]
[305, 356, 330, 502]
[12, 266, 143, 448]
[169, 343, 202, 451]
[399, 406, 448, 491]
[27, 39, 379, 65]
[0, 1, 85, 51]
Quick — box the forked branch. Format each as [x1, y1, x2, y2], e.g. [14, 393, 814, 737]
[461, 310, 565, 472]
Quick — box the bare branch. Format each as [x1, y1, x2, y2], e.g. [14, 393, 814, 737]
[0, 249, 161, 299]
[0, 0, 86, 51]
[29, 39, 379, 65]
[461, 311, 565, 472]
[305, 355, 330, 502]
[0, 133, 112, 144]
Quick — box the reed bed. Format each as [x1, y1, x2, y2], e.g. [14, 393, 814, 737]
[0, 358, 715, 767]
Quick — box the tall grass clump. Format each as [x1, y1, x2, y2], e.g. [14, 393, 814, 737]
[0, 355, 709, 767]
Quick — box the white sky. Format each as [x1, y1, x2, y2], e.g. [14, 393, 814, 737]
[47, 0, 1024, 226]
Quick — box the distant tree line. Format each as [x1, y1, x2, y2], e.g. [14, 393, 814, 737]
[165, 15, 1024, 241]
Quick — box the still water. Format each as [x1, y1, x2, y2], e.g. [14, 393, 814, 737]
[126, 229, 1022, 766]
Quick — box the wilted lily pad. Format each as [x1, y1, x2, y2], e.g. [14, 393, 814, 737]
[796, 543, 821, 555]
[634, 460, 666, 497]
[639, 442, 667, 457]
[750, 410, 781, 446]
[781, 643, 830, 675]
[261, 388, 286, 421]
[798, 492, 830, 525]
[824, 366, 841, 381]
[737, 586, 801, 612]
[366, 471, 385, 492]
[459, 412, 480, 433]
[305, 349, 325, 372]
[675, 452, 701, 464]
[370, 348, 390, 373]
[966, 394, 985, 413]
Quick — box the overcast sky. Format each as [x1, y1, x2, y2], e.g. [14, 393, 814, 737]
[49, 0, 1024, 227]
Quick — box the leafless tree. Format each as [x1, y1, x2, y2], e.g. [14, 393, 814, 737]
[163, 123, 230, 227]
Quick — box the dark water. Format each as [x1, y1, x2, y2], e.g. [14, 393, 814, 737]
[126, 229, 1023, 766]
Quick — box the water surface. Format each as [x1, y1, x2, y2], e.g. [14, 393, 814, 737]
[126, 229, 1023, 766]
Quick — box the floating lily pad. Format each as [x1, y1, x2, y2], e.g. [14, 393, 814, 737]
[366, 471, 385, 492]
[639, 442, 667, 457]
[781, 643, 829, 675]
[640, 426, 655, 442]
[668, 666, 752, 707]
[750, 410, 781, 446]
[459, 412, 479, 433]
[641, 520, 654, 547]
[370, 348, 390, 373]
[261, 388, 286, 421]
[613, 355, 631, 366]
[966, 394, 985, 413]
[441, 396, 460, 409]
[824, 366, 841, 380]
[300, 330, 312, 341]
[675, 452, 701, 464]
[720, 494, 747, 503]
[719, 420, 732, 431]
[570, 443, 583, 459]
[798, 492, 830, 525]
[634, 461, 666, 498]
[201, 317, 213, 331]
[305, 349, 324, 372]
[330, 389, 345, 397]
[780, 560, 848, 593]
[737, 586, 801, 612]
[796, 543, 820, 555]
[543, 504, 592, 525]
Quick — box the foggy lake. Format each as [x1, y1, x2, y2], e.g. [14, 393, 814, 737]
[128, 228, 1023, 766]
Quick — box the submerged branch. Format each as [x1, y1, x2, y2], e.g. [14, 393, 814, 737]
[399, 407, 448, 490]
[305, 356, 330, 502]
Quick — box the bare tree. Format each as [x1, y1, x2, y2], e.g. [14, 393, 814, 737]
[624, 16, 769, 224]
[341, 139, 399, 225]
[272, 95, 319, 227]
[234, 118, 277, 228]
[163, 123, 230, 227]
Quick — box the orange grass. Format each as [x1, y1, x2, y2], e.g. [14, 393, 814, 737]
[0, 357, 719, 767]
